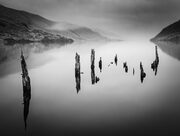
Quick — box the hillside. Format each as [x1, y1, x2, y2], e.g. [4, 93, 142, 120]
[151, 20, 180, 42]
[0, 4, 73, 45]
[0, 4, 108, 45]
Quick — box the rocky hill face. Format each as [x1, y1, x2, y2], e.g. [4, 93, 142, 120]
[0, 4, 55, 28]
[151, 20, 180, 42]
[0, 4, 109, 45]
[0, 4, 73, 45]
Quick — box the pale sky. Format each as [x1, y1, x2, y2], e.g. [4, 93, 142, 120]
[1, 0, 180, 40]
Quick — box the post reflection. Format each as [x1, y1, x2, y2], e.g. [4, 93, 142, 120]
[75, 53, 81, 93]
[123, 62, 128, 73]
[20, 50, 31, 130]
[140, 62, 146, 83]
[91, 49, 100, 84]
[114, 54, 118, 66]
[151, 46, 159, 75]
[133, 68, 135, 75]
[99, 57, 102, 72]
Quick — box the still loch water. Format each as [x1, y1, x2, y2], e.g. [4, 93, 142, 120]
[1, 41, 180, 135]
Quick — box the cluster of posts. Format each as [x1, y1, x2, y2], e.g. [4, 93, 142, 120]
[18, 45, 159, 130]
[75, 46, 159, 92]
[140, 62, 146, 83]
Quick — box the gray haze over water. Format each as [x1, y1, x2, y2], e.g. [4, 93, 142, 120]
[1, 1, 180, 135]
[1, 0, 180, 40]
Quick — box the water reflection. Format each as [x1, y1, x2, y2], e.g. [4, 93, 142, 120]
[21, 50, 31, 130]
[114, 54, 118, 66]
[0, 42, 67, 77]
[123, 62, 128, 73]
[151, 46, 159, 75]
[2, 41, 180, 136]
[99, 57, 102, 72]
[75, 53, 81, 93]
[153, 41, 180, 61]
[133, 68, 135, 75]
[91, 49, 100, 84]
[91, 66, 100, 84]
[140, 62, 146, 83]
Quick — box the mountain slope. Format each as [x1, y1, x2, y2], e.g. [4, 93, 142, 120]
[0, 4, 55, 28]
[151, 20, 180, 42]
[0, 4, 108, 45]
[0, 4, 73, 45]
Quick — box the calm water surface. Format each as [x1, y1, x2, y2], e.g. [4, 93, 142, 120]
[1, 41, 180, 136]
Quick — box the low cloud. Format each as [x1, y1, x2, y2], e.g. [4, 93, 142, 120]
[1, 0, 180, 39]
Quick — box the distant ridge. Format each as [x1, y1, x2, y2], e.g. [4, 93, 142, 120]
[151, 20, 180, 42]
